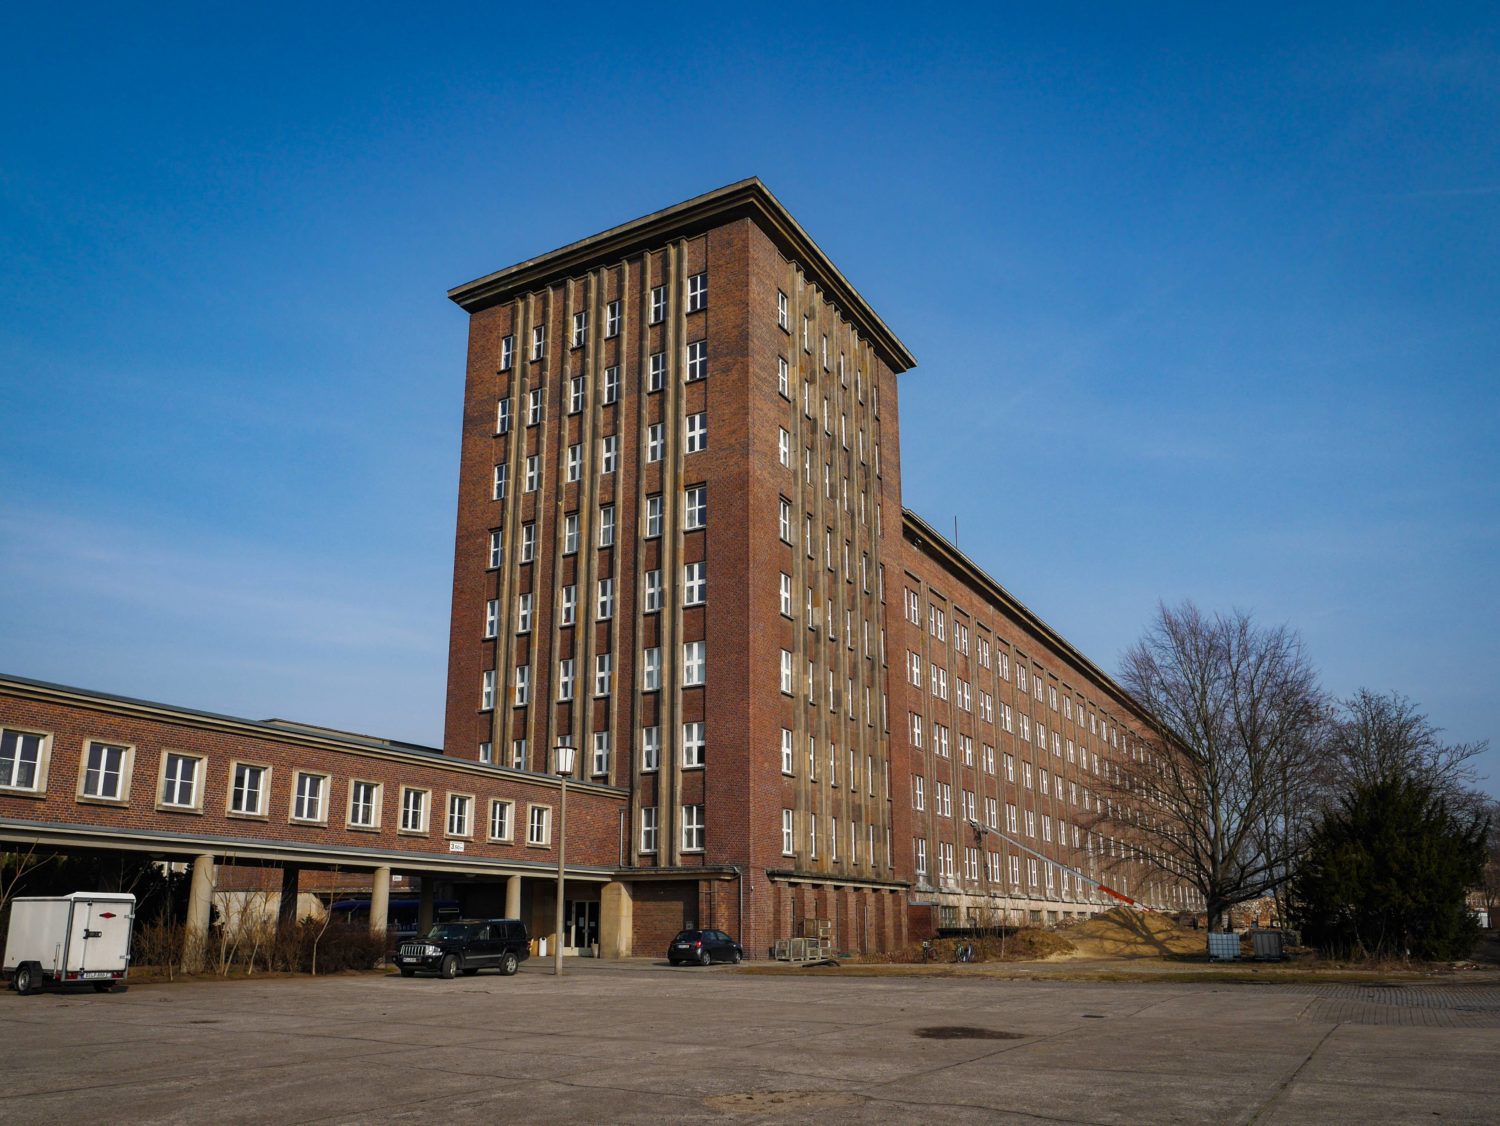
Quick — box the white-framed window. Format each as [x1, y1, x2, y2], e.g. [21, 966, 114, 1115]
[683, 641, 706, 686]
[780, 728, 794, 775]
[591, 730, 611, 775]
[596, 577, 614, 620]
[640, 806, 659, 853]
[292, 772, 327, 823]
[644, 568, 663, 612]
[520, 521, 536, 562]
[527, 386, 544, 424]
[80, 740, 128, 801]
[778, 356, 790, 396]
[400, 787, 429, 833]
[642, 646, 662, 691]
[557, 658, 575, 701]
[524, 454, 540, 494]
[599, 505, 615, 547]
[684, 485, 706, 530]
[489, 799, 514, 841]
[487, 530, 503, 569]
[600, 434, 618, 474]
[517, 592, 533, 633]
[572, 310, 587, 348]
[569, 375, 585, 414]
[527, 804, 551, 846]
[645, 494, 663, 538]
[782, 809, 795, 855]
[563, 512, 579, 555]
[606, 300, 621, 337]
[492, 463, 507, 500]
[686, 339, 708, 381]
[229, 761, 268, 816]
[496, 397, 511, 435]
[650, 284, 666, 324]
[595, 652, 613, 696]
[682, 722, 705, 768]
[348, 780, 380, 829]
[779, 573, 792, 616]
[531, 325, 546, 361]
[641, 726, 661, 772]
[686, 411, 707, 452]
[566, 443, 582, 483]
[481, 669, 496, 710]
[779, 649, 793, 694]
[478, 741, 492, 764]
[500, 334, 514, 371]
[648, 350, 666, 392]
[561, 584, 577, 626]
[683, 561, 706, 605]
[603, 365, 619, 403]
[485, 594, 499, 637]
[778, 498, 792, 542]
[646, 423, 665, 464]
[681, 804, 705, 852]
[913, 775, 925, 811]
[802, 315, 810, 352]
[777, 289, 789, 330]
[778, 427, 790, 466]
[514, 665, 530, 707]
[915, 837, 928, 877]
[687, 271, 707, 312]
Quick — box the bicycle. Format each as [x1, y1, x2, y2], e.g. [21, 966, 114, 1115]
[920, 939, 938, 962]
[952, 941, 976, 963]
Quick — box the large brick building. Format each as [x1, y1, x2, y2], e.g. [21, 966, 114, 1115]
[0, 180, 1199, 961]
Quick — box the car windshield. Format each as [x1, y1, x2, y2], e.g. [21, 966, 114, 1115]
[425, 924, 476, 941]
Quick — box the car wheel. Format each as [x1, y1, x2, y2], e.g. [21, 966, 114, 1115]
[698, 948, 712, 967]
[731, 950, 742, 964]
[439, 954, 460, 980]
[499, 951, 519, 977]
[92, 981, 114, 993]
[399, 967, 415, 977]
[14, 964, 38, 996]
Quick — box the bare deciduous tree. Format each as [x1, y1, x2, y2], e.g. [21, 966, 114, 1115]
[1107, 602, 1329, 933]
[1328, 689, 1487, 808]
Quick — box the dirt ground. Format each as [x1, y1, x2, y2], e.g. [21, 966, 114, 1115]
[1050, 906, 1204, 960]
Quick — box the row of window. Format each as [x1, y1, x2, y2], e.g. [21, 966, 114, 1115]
[487, 485, 707, 569]
[640, 803, 704, 854]
[484, 561, 706, 640]
[499, 273, 708, 371]
[775, 727, 889, 794]
[778, 807, 891, 867]
[482, 641, 708, 709]
[480, 722, 708, 776]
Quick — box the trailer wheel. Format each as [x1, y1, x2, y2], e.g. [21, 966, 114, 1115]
[13, 963, 39, 996]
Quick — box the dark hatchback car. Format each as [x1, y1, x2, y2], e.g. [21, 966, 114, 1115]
[667, 928, 743, 966]
[395, 919, 529, 978]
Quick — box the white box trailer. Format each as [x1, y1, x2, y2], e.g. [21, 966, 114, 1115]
[4, 892, 136, 995]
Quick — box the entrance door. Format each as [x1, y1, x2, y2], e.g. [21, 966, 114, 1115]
[566, 900, 598, 953]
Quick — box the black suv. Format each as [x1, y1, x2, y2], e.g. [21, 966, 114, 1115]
[394, 919, 529, 978]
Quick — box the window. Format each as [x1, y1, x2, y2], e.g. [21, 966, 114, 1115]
[802, 315, 810, 352]
[566, 444, 581, 483]
[569, 376, 585, 414]
[641, 726, 660, 772]
[492, 464, 506, 500]
[557, 658, 575, 701]
[482, 668, 496, 709]
[781, 728, 794, 774]
[500, 334, 514, 371]
[571, 310, 587, 348]
[640, 806, 659, 853]
[782, 809, 795, 854]
[686, 412, 706, 452]
[650, 285, 666, 324]
[514, 665, 530, 706]
[531, 325, 546, 361]
[527, 387, 543, 424]
[524, 454, 539, 493]
[528, 805, 551, 846]
[683, 561, 705, 605]
[777, 289, 789, 330]
[496, 398, 511, 435]
[648, 351, 666, 392]
[780, 649, 793, 694]
[681, 804, 705, 852]
[645, 494, 663, 538]
[401, 787, 429, 833]
[81, 741, 127, 800]
[683, 640, 706, 686]
[517, 592, 533, 632]
[643, 647, 662, 691]
[592, 730, 611, 775]
[913, 775, 925, 811]
[600, 434, 618, 474]
[292, 772, 326, 822]
[603, 365, 619, 403]
[349, 781, 380, 828]
[778, 427, 790, 466]
[778, 356, 789, 396]
[686, 339, 708, 381]
[561, 584, 577, 626]
[682, 722, 705, 768]
[479, 741, 492, 764]
[644, 568, 663, 612]
[779, 573, 792, 616]
[595, 653, 613, 696]
[520, 521, 536, 562]
[646, 423, 664, 464]
[778, 498, 792, 543]
[684, 485, 706, 529]
[598, 505, 615, 547]
[230, 762, 267, 816]
[687, 271, 707, 312]
[563, 513, 579, 555]
[489, 799, 514, 841]
[596, 577, 614, 620]
[915, 838, 928, 877]
[487, 530, 503, 569]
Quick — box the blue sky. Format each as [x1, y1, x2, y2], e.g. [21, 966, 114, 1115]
[2, 5, 1496, 794]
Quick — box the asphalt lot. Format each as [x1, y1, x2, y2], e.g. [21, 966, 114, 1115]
[2, 960, 1497, 1124]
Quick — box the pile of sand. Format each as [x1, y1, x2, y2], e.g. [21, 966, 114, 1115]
[1051, 907, 1204, 960]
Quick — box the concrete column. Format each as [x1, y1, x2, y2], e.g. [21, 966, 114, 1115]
[599, 881, 633, 960]
[278, 865, 300, 925]
[370, 867, 392, 939]
[504, 875, 522, 920]
[183, 853, 216, 972]
[417, 879, 434, 933]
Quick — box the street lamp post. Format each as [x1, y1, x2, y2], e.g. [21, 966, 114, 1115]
[553, 743, 575, 977]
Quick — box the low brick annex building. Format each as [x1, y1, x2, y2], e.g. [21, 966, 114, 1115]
[0, 180, 1201, 960]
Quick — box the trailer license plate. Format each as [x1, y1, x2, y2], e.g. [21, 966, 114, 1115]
[82, 972, 112, 979]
